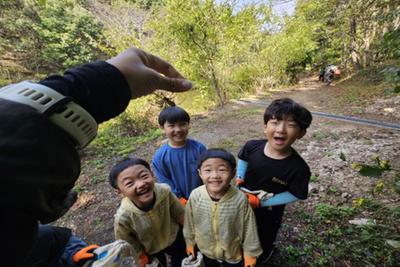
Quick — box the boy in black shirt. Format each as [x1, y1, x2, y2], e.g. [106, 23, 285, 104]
[236, 98, 312, 263]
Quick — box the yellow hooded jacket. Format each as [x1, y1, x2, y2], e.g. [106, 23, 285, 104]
[114, 183, 184, 255]
[184, 185, 262, 262]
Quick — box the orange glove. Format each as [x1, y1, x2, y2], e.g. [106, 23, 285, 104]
[244, 255, 257, 267]
[245, 193, 260, 208]
[72, 244, 100, 265]
[179, 197, 187, 206]
[186, 245, 195, 257]
[138, 251, 149, 267]
[236, 178, 245, 187]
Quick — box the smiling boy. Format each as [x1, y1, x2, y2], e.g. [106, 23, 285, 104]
[152, 106, 206, 204]
[236, 98, 313, 263]
[109, 158, 186, 267]
[184, 149, 262, 267]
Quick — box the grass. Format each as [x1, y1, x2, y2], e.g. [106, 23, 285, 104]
[336, 63, 399, 108]
[90, 124, 162, 158]
[274, 201, 400, 266]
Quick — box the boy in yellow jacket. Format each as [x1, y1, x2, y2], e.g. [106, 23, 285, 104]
[109, 158, 186, 267]
[184, 149, 262, 267]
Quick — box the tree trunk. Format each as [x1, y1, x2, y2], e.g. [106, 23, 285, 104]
[209, 61, 224, 106]
[349, 17, 362, 71]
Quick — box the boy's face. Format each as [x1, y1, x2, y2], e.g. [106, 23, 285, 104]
[161, 121, 190, 147]
[198, 158, 234, 199]
[263, 115, 306, 156]
[116, 165, 155, 209]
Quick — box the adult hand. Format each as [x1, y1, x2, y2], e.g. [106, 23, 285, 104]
[107, 48, 192, 99]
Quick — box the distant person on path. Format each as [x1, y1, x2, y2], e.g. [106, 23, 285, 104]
[236, 98, 312, 263]
[0, 47, 192, 266]
[319, 64, 340, 83]
[109, 158, 187, 267]
[152, 106, 206, 204]
[184, 149, 262, 267]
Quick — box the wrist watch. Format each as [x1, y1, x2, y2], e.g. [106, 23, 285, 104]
[0, 81, 97, 149]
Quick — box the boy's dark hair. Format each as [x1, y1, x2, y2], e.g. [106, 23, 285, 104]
[158, 106, 190, 126]
[264, 98, 312, 129]
[109, 158, 151, 189]
[197, 148, 236, 174]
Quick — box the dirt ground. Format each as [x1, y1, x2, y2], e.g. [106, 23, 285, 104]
[55, 77, 400, 265]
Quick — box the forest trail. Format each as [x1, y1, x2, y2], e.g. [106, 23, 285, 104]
[57, 77, 400, 266]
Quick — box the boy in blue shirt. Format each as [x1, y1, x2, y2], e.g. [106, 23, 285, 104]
[152, 106, 206, 204]
[236, 98, 312, 263]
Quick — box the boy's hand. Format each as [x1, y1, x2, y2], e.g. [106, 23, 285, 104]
[107, 48, 192, 99]
[72, 244, 99, 265]
[179, 197, 187, 206]
[186, 245, 195, 257]
[245, 193, 260, 208]
[244, 255, 256, 267]
[139, 251, 149, 267]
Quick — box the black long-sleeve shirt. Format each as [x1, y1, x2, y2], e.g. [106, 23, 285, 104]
[0, 61, 132, 223]
[40, 61, 131, 123]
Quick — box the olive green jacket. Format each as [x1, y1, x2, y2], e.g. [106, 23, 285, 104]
[114, 183, 184, 255]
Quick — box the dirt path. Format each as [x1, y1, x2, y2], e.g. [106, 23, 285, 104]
[56, 78, 400, 266]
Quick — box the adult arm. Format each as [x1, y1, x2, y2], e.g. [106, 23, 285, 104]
[40, 48, 192, 123]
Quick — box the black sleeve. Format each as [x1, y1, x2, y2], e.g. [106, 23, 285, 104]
[238, 140, 252, 160]
[288, 163, 311, 200]
[238, 140, 263, 161]
[39, 61, 131, 123]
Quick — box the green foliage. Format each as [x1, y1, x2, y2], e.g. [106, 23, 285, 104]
[32, 0, 103, 69]
[315, 203, 354, 221]
[310, 174, 319, 182]
[377, 22, 400, 61]
[0, 0, 104, 79]
[92, 126, 161, 157]
[381, 66, 400, 93]
[148, 0, 274, 104]
[292, 0, 400, 73]
[351, 156, 391, 178]
[91, 96, 161, 157]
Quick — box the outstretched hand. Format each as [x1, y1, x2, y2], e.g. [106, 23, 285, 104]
[107, 48, 192, 99]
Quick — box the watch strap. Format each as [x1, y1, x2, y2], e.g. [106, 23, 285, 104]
[0, 81, 98, 149]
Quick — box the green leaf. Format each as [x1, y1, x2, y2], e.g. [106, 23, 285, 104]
[38, 0, 47, 7]
[358, 165, 383, 177]
[339, 152, 346, 161]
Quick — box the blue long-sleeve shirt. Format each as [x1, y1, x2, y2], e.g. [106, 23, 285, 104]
[152, 139, 206, 199]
